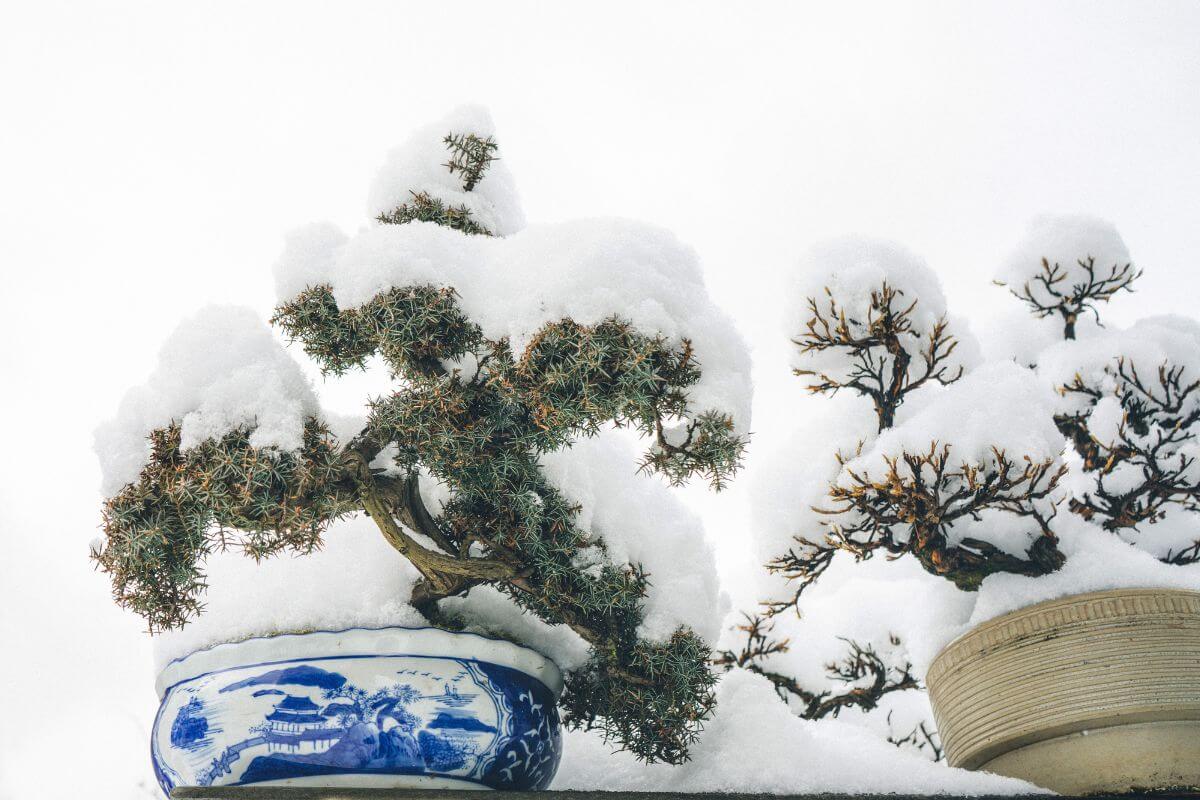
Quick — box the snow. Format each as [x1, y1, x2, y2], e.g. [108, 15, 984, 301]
[973, 306, 1097, 365]
[367, 105, 526, 237]
[841, 361, 1064, 481]
[787, 235, 981, 378]
[994, 213, 1133, 304]
[540, 432, 728, 644]
[441, 585, 592, 672]
[151, 515, 426, 671]
[744, 400, 869, 565]
[555, 668, 1044, 795]
[93, 305, 321, 496]
[275, 217, 752, 438]
[968, 513, 1200, 629]
[1038, 314, 1200, 417]
[273, 221, 350, 302]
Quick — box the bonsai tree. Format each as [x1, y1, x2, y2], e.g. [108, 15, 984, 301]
[997, 215, 1200, 564]
[993, 214, 1141, 340]
[1051, 330, 1200, 564]
[93, 109, 748, 764]
[728, 222, 1199, 759]
[721, 239, 1065, 758]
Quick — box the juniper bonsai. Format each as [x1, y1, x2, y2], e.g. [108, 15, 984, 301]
[95, 128, 746, 764]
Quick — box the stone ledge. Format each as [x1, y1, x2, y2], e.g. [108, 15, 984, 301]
[170, 789, 1200, 799]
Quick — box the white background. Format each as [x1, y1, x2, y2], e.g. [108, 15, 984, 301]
[2, 2, 1199, 796]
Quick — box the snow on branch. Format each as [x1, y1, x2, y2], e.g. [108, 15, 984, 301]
[767, 362, 1068, 616]
[789, 237, 975, 432]
[1040, 317, 1200, 562]
[994, 214, 1140, 340]
[94, 305, 324, 495]
[714, 614, 919, 721]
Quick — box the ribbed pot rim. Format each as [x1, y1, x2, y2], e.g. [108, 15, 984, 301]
[928, 586, 1200, 771]
[930, 586, 1200, 679]
[155, 625, 564, 700]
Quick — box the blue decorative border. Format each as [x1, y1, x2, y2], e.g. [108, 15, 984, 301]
[152, 643, 561, 794]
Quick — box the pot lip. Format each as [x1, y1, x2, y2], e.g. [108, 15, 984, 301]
[155, 625, 564, 701]
[931, 585, 1200, 675]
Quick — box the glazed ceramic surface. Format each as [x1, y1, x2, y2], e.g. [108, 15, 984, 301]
[151, 627, 563, 795]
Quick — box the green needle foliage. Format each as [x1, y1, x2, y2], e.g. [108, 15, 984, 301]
[97, 421, 357, 631]
[97, 129, 745, 764]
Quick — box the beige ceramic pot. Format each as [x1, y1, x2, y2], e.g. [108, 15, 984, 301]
[927, 588, 1200, 794]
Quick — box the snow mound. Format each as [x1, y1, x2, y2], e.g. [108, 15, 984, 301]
[745, 402, 865, 565]
[151, 515, 426, 672]
[995, 213, 1133, 304]
[843, 361, 1064, 479]
[1038, 314, 1200, 416]
[969, 514, 1200, 629]
[541, 433, 727, 644]
[94, 305, 320, 496]
[555, 668, 1045, 794]
[974, 307, 1102, 366]
[787, 235, 980, 378]
[367, 104, 525, 236]
[274, 216, 752, 436]
[441, 585, 592, 672]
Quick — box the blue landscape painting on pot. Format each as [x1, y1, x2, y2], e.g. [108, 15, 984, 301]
[151, 652, 562, 793]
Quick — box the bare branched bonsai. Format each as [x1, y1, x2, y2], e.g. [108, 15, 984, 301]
[772, 284, 1064, 616]
[724, 272, 1065, 738]
[795, 283, 962, 432]
[995, 228, 1200, 565]
[95, 130, 746, 764]
[714, 614, 918, 720]
[767, 444, 1066, 612]
[996, 255, 1141, 340]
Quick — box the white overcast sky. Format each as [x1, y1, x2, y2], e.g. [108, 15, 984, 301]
[2, 2, 1199, 797]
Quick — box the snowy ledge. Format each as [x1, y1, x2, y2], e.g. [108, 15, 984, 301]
[169, 789, 1164, 800]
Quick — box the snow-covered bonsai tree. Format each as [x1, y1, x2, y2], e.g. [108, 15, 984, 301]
[994, 215, 1141, 341]
[93, 108, 749, 764]
[721, 239, 1066, 743]
[996, 215, 1200, 564]
[728, 221, 1199, 752]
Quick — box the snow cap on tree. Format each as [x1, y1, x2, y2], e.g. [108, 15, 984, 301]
[787, 235, 979, 432]
[93, 305, 320, 496]
[1038, 315, 1200, 419]
[994, 214, 1139, 340]
[844, 360, 1064, 478]
[367, 104, 525, 236]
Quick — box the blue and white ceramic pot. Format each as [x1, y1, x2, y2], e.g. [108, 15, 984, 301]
[151, 627, 563, 795]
